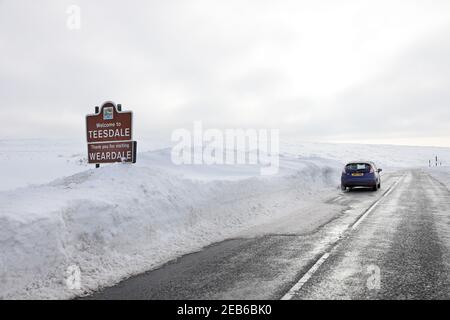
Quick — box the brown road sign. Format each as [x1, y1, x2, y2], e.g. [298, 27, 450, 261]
[86, 101, 137, 165]
[86, 102, 132, 143]
[87, 141, 137, 164]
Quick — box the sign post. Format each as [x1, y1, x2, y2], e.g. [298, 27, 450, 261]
[86, 102, 137, 166]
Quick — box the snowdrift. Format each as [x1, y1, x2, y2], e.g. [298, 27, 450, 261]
[0, 148, 341, 299]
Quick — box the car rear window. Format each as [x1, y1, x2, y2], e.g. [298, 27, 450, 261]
[345, 163, 371, 172]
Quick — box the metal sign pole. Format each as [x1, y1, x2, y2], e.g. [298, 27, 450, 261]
[95, 105, 100, 169]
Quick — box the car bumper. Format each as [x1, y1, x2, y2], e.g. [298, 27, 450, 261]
[341, 179, 377, 187]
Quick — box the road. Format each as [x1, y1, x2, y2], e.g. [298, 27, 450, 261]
[84, 169, 450, 300]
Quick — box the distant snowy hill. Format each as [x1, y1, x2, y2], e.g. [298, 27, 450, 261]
[2, 139, 449, 192]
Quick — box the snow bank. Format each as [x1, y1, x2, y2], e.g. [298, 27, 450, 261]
[0, 148, 341, 299]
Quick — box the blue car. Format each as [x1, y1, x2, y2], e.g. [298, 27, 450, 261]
[341, 161, 382, 191]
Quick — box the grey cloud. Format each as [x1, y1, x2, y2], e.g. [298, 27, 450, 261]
[1, 0, 450, 147]
[319, 26, 450, 141]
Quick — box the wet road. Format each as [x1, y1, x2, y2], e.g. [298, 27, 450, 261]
[84, 169, 450, 300]
[291, 170, 450, 299]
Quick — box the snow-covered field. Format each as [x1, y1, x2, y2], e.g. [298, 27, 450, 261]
[1, 138, 450, 299]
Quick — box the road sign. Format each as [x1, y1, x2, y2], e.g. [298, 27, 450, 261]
[86, 102, 137, 165]
[86, 102, 132, 143]
[87, 141, 137, 164]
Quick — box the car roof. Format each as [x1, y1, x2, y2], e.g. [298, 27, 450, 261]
[345, 161, 376, 165]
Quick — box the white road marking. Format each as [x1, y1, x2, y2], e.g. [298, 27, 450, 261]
[280, 252, 330, 300]
[351, 177, 402, 230]
[280, 175, 404, 300]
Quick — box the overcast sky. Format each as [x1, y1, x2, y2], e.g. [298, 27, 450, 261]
[1, 0, 450, 146]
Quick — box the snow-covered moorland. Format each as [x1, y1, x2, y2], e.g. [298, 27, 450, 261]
[1, 139, 450, 299]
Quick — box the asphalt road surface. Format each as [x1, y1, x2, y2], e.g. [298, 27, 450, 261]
[84, 169, 450, 300]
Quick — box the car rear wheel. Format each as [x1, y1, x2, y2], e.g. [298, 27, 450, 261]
[372, 184, 378, 191]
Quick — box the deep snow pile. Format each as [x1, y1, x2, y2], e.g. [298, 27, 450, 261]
[0, 148, 341, 299]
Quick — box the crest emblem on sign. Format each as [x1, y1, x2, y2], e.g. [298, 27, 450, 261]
[103, 107, 114, 120]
